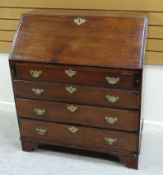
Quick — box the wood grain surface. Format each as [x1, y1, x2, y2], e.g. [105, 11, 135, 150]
[13, 80, 139, 109]
[19, 118, 138, 153]
[11, 12, 147, 69]
[16, 98, 139, 131]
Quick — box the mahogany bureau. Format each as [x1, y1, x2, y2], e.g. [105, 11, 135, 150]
[9, 10, 147, 169]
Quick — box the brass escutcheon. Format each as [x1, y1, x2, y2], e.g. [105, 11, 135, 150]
[36, 128, 47, 135]
[67, 105, 78, 113]
[34, 108, 46, 116]
[65, 86, 77, 94]
[65, 69, 76, 78]
[106, 95, 119, 103]
[32, 88, 44, 96]
[104, 137, 117, 145]
[74, 18, 86, 26]
[106, 76, 120, 85]
[30, 70, 42, 78]
[104, 116, 118, 124]
[68, 126, 79, 134]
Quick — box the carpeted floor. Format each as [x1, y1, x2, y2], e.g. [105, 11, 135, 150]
[0, 111, 162, 175]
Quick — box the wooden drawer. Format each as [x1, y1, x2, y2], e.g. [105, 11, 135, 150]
[15, 63, 140, 89]
[16, 99, 139, 131]
[19, 119, 138, 153]
[14, 81, 139, 109]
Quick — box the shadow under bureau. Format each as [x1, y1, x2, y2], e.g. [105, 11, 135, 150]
[9, 10, 147, 169]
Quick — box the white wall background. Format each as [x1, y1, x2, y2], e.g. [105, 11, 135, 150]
[0, 54, 15, 109]
[0, 53, 163, 132]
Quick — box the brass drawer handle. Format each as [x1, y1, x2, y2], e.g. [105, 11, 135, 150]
[32, 88, 44, 96]
[30, 70, 42, 78]
[106, 76, 120, 85]
[36, 128, 47, 135]
[105, 116, 118, 124]
[65, 86, 77, 94]
[34, 108, 46, 116]
[74, 18, 86, 26]
[65, 69, 76, 78]
[67, 105, 78, 113]
[68, 126, 79, 134]
[106, 95, 119, 103]
[104, 137, 117, 145]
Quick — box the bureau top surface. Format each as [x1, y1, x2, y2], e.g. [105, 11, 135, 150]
[10, 10, 147, 69]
